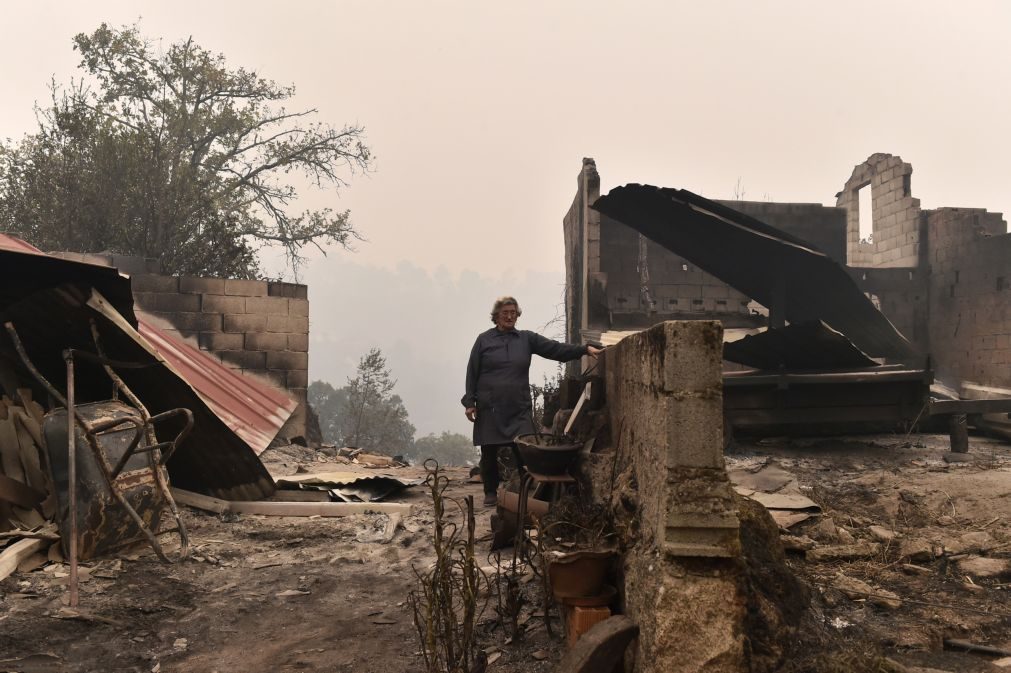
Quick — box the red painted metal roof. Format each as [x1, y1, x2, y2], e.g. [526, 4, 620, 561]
[138, 315, 295, 453]
[0, 233, 295, 454]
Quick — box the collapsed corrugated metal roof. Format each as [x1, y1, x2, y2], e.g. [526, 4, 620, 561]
[137, 316, 295, 455]
[722, 321, 878, 371]
[0, 233, 290, 499]
[590, 185, 917, 362]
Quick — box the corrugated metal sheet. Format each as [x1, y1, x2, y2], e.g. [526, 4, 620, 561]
[0, 233, 292, 498]
[590, 185, 918, 362]
[138, 315, 295, 454]
[722, 321, 878, 371]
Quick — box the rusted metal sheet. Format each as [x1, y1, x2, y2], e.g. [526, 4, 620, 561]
[590, 186, 918, 362]
[138, 316, 295, 454]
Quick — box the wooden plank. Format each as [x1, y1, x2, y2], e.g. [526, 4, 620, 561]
[171, 488, 412, 517]
[930, 399, 1011, 416]
[0, 537, 46, 581]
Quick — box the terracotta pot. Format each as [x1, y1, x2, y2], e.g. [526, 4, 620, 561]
[547, 549, 617, 599]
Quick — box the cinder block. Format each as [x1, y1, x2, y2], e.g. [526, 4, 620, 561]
[199, 332, 244, 351]
[267, 351, 308, 370]
[245, 332, 288, 351]
[202, 294, 246, 314]
[157, 312, 222, 332]
[223, 313, 267, 333]
[153, 293, 201, 313]
[245, 295, 290, 316]
[287, 333, 309, 351]
[660, 322, 724, 392]
[261, 369, 288, 387]
[179, 276, 225, 295]
[132, 274, 179, 293]
[224, 278, 269, 297]
[267, 315, 308, 333]
[219, 350, 267, 370]
[289, 299, 309, 318]
[268, 282, 308, 299]
[110, 255, 154, 275]
[132, 292, 158, 311]
[665, 396, 724, 469]
[285, 369, 308, 388]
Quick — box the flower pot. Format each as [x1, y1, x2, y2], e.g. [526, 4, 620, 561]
[546, 549, 617, 599]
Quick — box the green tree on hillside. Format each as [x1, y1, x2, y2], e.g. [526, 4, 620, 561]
[307, 348, 415, 455]
[407, 432, 477, 467]
[0, 22, 371, 277]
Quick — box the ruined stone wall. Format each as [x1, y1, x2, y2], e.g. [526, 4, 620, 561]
[593, 321, 746, 673]
[566, 160, 849, 336]
[562, 159, 598, 345]
[51, 252, 308, 439]
[598, 215, 753, 323]
[849, 267, 929, 355]
[925, 208, 1011, 387]
[837, 153, 922, 267]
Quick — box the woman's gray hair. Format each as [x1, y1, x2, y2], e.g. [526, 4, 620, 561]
[490, 296, 522, 323]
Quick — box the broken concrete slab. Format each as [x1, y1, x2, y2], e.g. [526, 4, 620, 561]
[807, 542, 880, 563]
[868, 525, 898, 542]
[898, 537, 933, 562]
[833, 573, 902, 609]
[956, 556, 1011, 579]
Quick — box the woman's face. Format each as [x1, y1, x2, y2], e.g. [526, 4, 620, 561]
[495, 304, 519, 331]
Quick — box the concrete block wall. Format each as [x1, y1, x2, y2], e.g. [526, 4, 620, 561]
[132, 274, 309, 438]
[925, 208, 1011, 388]
[49, 252, 308, 440]
[595, 321, 745, 673]
[837, 153, 922, 268]
[849, 267, 929, 355]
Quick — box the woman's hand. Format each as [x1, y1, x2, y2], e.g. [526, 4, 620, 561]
[465, 407, 478, 422]
[587, 345, 603, 358]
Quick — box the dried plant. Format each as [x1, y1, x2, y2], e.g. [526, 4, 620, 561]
[410, 460, 488, 673]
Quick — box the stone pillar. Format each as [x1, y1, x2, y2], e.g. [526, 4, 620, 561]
[602, 321, 745, 673]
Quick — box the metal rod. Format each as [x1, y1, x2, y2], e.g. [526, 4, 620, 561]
[65, 350, 79, 608]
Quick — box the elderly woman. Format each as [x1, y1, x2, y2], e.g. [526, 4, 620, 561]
[462, 296, 601, 506]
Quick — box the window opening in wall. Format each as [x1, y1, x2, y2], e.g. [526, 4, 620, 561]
[681, 263, 688, 271]
[857, 184, 873, 244]
[955, 270, 960, 283]
[998, 277, 1006, 291]
[668, 299, 678, 306]
[908, 271, 914, 281]
[902, 173, 911, 197]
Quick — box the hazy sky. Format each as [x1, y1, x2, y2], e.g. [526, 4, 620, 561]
[3, 2, 1011, 436]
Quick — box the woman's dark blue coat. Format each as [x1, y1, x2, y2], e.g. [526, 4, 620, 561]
[461, 328, 587, 446]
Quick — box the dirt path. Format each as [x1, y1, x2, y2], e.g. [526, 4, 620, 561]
[0, 463, 559, 673]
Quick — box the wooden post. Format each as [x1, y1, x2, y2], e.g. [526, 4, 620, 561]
[949, 414, 969, 454]
[65, 351, 79, 608]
